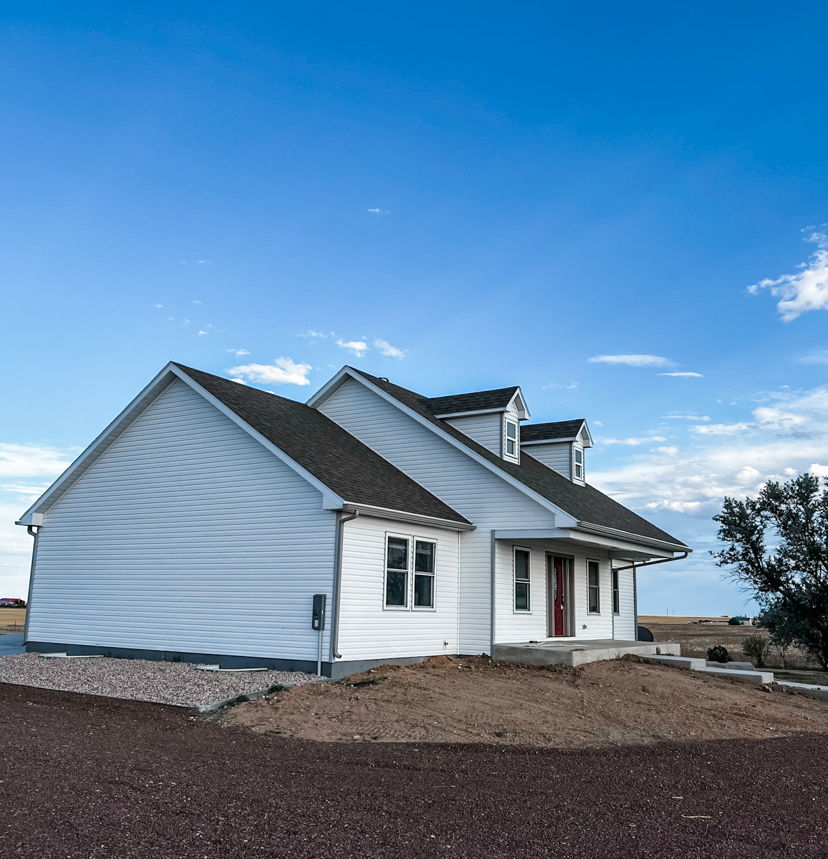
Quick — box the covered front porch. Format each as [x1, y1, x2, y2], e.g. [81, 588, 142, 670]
[492, 638, 681, 668]
[491, 525, 688, 655]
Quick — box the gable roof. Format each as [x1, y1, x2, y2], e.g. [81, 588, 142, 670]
[172, 365, 471, 527]
[347, 368, 686, 549]
[427, 386, 520, 416]
[521, 420, 587, 443]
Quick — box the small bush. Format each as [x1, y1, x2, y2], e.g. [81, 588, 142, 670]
[728, 616, 749, 625]
[741, 634, 770, 668]
[707, 645, 731, 663]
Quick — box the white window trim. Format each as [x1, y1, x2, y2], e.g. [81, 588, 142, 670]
[612, 568, 620, 615]
[513, 545, 532, 613]
[504, 417, 520, 462]
[587, 558, 601, 615]
[573, 446, 584, 482]
[412, 538, 437, 612]
[383, 532, 438, 612]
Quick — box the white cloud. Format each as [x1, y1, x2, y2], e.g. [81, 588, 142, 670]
[197, 330, 208, 336]
[336, 339, 369, 357]
[752, 406, 807, 430]
[694, 422, 752, 436]
[153, 303, 164, 309]
[374, 338, 406, 358]
[602, 436, 667, 446]
[588, 354, 672, 367]
[748, 230, 828, 321]
[0, 443, 74, 478]
[0, 483, 51, 502]
[227, 357, 313, 386]
[800, 349, 828, 365]
[542, 381, 579, 390]
[654, 446, 679, 455]
[664, 413, 711, 421]
[298, 330, 329, 339]
[659, 371, 703, 378]
[225, 348, 250, 357]
[366, 208, 390, 215]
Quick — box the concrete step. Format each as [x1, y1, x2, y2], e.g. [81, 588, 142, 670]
[695, 666, 774, 685]
[644, 655, 707, 670]
[707, 660, 755, 671]
[776, 680, 828, 701]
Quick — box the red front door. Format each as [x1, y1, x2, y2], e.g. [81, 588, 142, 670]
[552, 558, 566, 636]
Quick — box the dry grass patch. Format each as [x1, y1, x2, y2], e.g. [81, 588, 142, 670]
[223, 655, 828, 748]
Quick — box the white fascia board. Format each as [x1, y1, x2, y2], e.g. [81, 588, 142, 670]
[578, 422, 594, 448]
[16, 364, 181, 526]
[342, 503, 475, 532]
[305, 365, 351, 408]
[171, 365, 344, 510]
[338, 369, 577, 526]
[508, 387, 531, 420]
[520, 437, 578, 446]
[575, 521, 689, 554]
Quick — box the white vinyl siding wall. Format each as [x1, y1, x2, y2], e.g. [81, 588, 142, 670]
[522, 442, 572, 478]
[443, 413, 503, 455]
[612, 566, 636, 639]
[318, 378, 553, 653]
[28, 379, 337, 661]
[338, 515, 459, 660]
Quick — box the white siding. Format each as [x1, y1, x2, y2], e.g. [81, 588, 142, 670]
[338, 515, 459, 660]
[494, 542, 549, 641]
[522, 441, 572, 478]
[613, 566, 637, 639]
[29, 379, 336, 661]
[318, 378, 554, 653]
[444, 413, 502, 455]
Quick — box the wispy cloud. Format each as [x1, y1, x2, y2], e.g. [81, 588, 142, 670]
[602, 436, 667, 446]
[664, 412, 711, 421]
[748, 229, 828, 321]
[588, 354, 672, 367]
[659, 371, 703, 378]
[0, 443, 74, 478]
[800, 349, 828, 365]
[225, 348, 250, 357]
[298, 330, 330, 339]
[192, 299, 203, 305]
[693, 422, 752, 436]
[336, 339, 369, 358]
[374, 338, 406, 358]
[153, 303, 164, 309]
[542, 380, 578, 390]
[366, 208, 390, 215]
[227, 357, 313, 386]
[0, 483, 51, 503]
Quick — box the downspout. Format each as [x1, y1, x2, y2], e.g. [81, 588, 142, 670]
[330, 510, 359, 661]
[613, 552, 689, 642]
[23, 525, 40, 644]
[489, 530, 496, 653]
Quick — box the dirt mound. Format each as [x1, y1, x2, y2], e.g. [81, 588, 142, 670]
[222, 655, 828, 748]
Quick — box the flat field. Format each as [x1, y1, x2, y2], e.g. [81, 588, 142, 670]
[0, 608, 25, 633]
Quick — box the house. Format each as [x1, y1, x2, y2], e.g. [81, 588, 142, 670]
[16, 362, 690, 677]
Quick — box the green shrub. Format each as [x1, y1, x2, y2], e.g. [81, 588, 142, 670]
[741, 634, 770, 668]
[707, 645, 731, 663]
[728, 616, 748, 625]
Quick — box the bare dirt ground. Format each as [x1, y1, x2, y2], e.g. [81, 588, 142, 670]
[2, 682, 828, 858]
[223, 655, 828, 747]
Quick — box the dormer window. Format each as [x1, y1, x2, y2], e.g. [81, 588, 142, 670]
[574, 447, 584, 481]
[504, 419, 519, 461]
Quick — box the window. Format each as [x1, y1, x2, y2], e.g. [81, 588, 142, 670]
[504, 419, 518, 459]
[573, 447, 584, 480]
[587, 559, 600, 613]
[612, 569, 620, 614]
[385, 536, 409, 607]
[414, 540, 436, 608]
[514, 548, 531, 611]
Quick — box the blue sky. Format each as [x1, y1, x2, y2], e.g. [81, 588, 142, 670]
[2, 3, 828, 613]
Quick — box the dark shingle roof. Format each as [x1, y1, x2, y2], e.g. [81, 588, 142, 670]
[427, 386, 519, 415]
[522, 420, 586, 442]
[350, 368, 686, 548]
[174, 364, 470, 526]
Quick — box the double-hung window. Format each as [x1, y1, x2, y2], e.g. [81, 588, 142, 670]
[385, 535, 437, 610]
[587, 559, 600, 613]
[612, 569, 620, 614]
[504, 419, 519, 459]
[573, 447, 584, 480]
[414, 540, 436, 609]
[514, 547, 531, 611]
[385, 536, 409, 607]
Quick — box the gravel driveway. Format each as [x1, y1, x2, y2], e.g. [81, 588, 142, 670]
[0, 652, 317, 707]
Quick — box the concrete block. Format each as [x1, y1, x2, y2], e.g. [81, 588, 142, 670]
[707, 660, 755, 670]
[696, 666, 774, 685]
[776, 680, 828, 701]
[644, 655, 707, 670]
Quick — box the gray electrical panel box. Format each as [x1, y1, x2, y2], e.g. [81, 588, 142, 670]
[311, 593, 326, 631]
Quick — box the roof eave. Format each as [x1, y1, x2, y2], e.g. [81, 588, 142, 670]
[342, 502, 475, 531]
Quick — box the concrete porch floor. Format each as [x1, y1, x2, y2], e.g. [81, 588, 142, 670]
[492, 639, 681, 668]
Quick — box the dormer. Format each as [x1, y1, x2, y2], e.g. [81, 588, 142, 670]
[428, 386, 530, 463]
[520, 419, 593, 484]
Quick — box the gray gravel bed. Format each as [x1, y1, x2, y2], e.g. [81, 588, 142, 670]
[0, 652, 318, 707]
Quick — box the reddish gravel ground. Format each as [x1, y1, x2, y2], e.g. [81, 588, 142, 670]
[1, 683, 827, 859]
